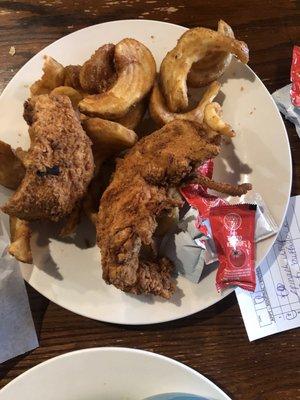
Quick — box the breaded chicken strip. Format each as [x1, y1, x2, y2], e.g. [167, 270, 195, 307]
[2, 94, 94, 221]
[97, 120, 222, 298]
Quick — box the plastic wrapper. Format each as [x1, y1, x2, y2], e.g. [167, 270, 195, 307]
[159, 208, 206, 283]
[184, 182, 278, 245]
[181, 158, 226, 220]
[210, 204, 257, 292]
[227, 192, 279, 242]
[180, 160, 226, 219]
[194, 219, 218, 265]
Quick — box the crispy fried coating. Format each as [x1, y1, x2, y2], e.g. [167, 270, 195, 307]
[79, 44, 116, 94]
[184, 174, 252, 196]
[2, 94, 94, 221]
[64, 65, 82, 90]
[97, 120, 221, 298]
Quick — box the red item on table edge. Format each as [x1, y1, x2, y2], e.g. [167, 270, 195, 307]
[209, 204, 257, 292]
[290, 45, 300, 107]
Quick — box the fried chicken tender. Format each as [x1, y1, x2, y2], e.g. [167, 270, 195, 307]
[2, 94, 94, 221]
[97, 120, 222, 298]
[184, 174, 252, 196]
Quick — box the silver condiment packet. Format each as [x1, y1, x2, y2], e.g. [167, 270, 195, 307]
[178, 207, 202, 239]
[194, 219, 218, 266]
[272, 84, 300, 138]
[160, 209, 205, 283]
[227, 192, 279, 242]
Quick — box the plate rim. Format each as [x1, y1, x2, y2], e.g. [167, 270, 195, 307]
[0, 347, 231, 399]
[0, 19, 292, 325]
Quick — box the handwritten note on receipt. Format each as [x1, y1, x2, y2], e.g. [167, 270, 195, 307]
[236, 195, 300, 341]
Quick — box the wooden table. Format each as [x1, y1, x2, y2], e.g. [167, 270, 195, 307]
[0, 1, 299, 399]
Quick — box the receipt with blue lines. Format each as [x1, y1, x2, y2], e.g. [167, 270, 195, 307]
[236, 195, 300, 341]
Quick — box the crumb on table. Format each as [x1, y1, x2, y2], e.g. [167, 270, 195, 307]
[9, 46, 15, 56]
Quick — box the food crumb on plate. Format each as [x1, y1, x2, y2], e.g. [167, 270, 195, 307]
[240, 86, 244, 91]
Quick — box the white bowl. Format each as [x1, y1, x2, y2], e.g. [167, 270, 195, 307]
[0, 348, 230, 400]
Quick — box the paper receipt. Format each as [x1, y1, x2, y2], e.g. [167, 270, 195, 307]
[236, 195, 300, 341]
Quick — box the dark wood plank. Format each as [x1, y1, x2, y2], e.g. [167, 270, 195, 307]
[0, 1, 299, 399]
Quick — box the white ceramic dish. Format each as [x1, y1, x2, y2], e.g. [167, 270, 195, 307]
[0, 347, 231, 400]
[0, 20, 292, 324]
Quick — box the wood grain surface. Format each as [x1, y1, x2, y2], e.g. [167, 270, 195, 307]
[0, 1, 299, 399]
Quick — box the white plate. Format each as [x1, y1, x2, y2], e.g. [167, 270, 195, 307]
[0, 347, 231, 400]
[0, 20, 292, 324]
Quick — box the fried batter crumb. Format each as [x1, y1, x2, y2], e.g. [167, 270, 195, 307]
[9, 46, 15, 56]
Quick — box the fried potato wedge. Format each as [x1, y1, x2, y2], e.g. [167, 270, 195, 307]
[160, 27, 249, 112]
[79, 39, 156, 119]
[30, 56, 65, 96]
[79, 44, 116, 94]
[9, 217, 32, 263]
[187, 20, 235, 87]
[64, 65, 82, 90]
[204, 102, 235, 137]
[83, 118, 138, 220]
[51, 86, 83, 108]
[149, 80, 220, 126]
[114, 98, 147, 130]
[82, 117, 138, 157]
[0, 140, 25, 190]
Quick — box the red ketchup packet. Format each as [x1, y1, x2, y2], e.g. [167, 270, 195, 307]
[209, 204, 257, 292]
[290, 45, 300, 107]
[181, 159, 228, 219]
